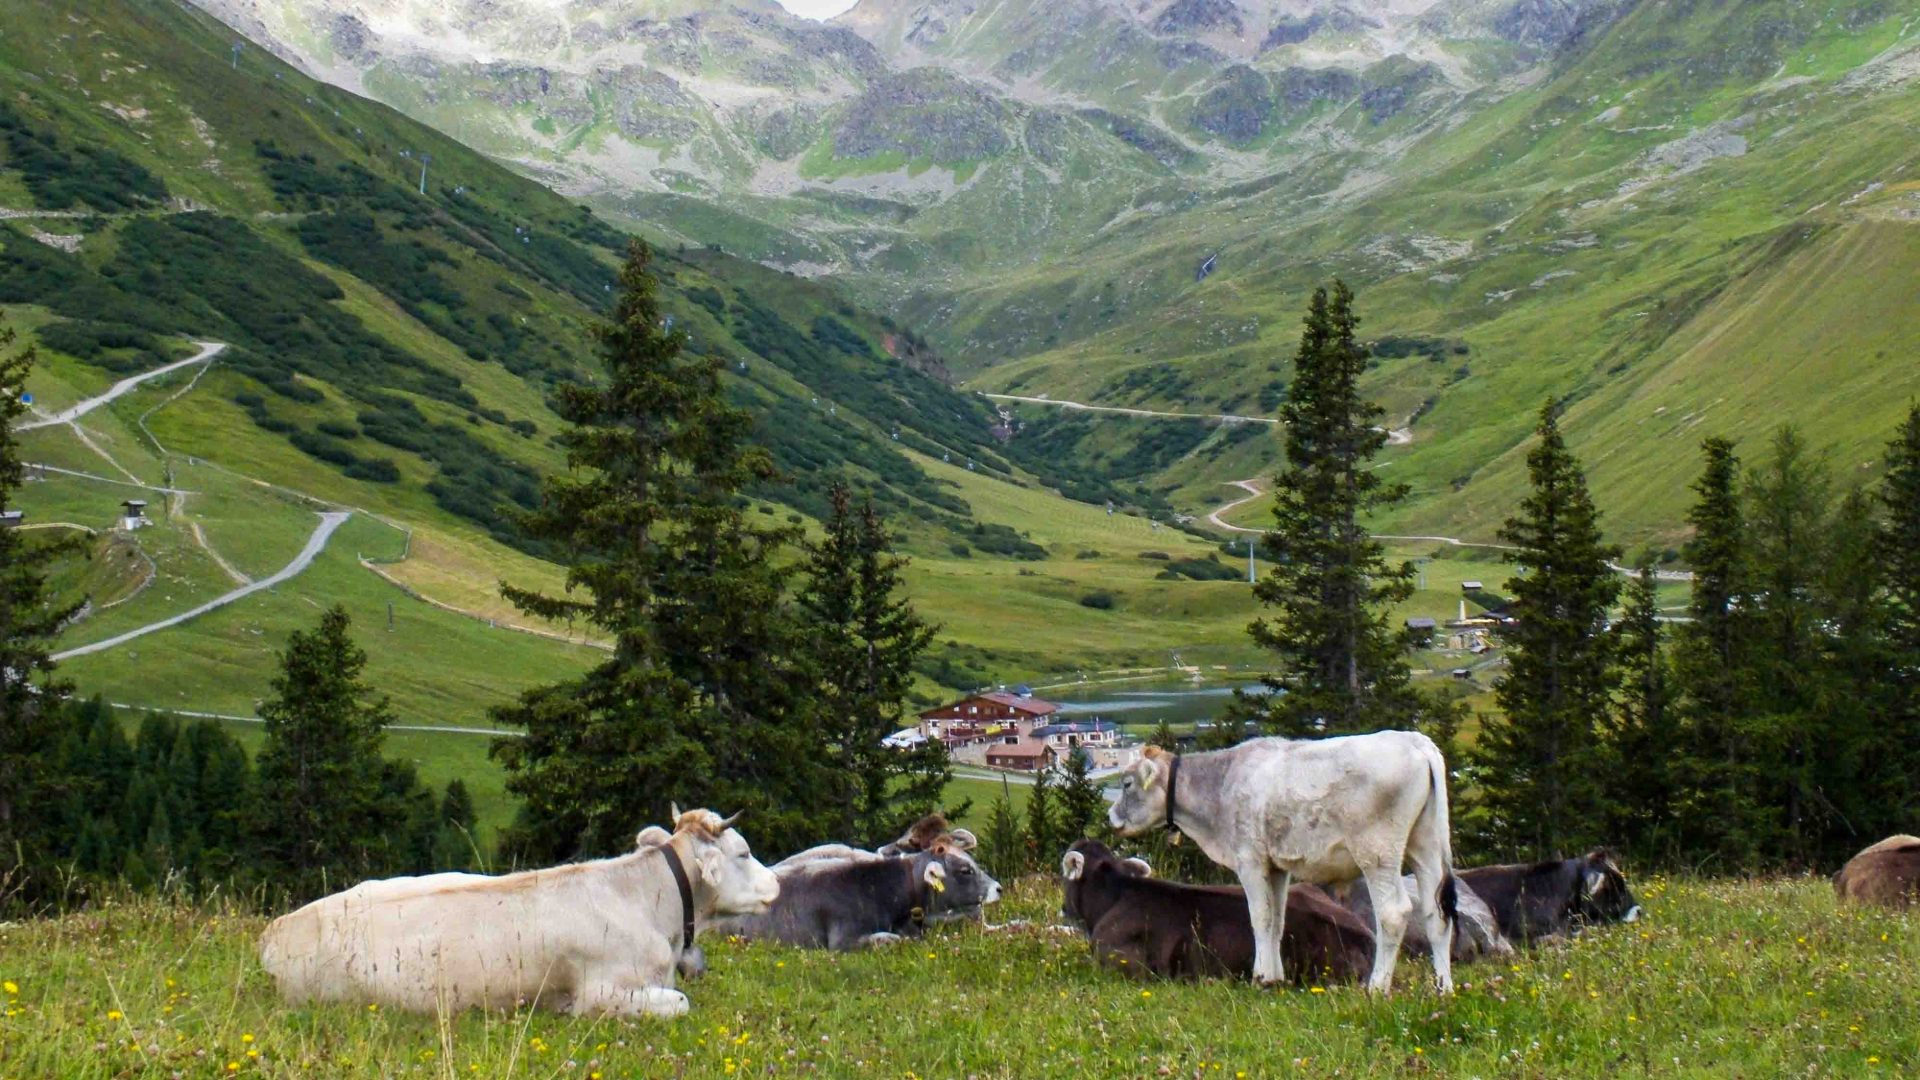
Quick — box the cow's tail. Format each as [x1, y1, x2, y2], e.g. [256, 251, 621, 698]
[1418, 735, 1459, 930]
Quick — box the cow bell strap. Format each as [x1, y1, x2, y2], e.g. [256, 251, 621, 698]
[1164, 753, 1183, 843]
[906, 859, 928, 929]
[661, 844, 697, 951]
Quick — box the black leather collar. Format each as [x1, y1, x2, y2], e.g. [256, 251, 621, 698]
[1164, 753, 1182, 836]
[661, 844, 696, 950]
[906, 857, 933, 929]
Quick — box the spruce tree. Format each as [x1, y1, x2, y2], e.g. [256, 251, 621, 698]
[797, 483, 942, 845]
[1244, 281, 1417, 736]
[1816, 487, 1893, 850]
[1148, 719, 1178, 751]
[1741, 427, 1833, 864]
[982, 780, 1024, 880]
[1055, 747, 1105, 843]
[433, 778, 480, 871]
[441, 779, 476, 831]
[1473, 400, 1620, 858]
[1669, 437, 1760, 863]
[1880, 404, 1920, 819]
[1605, 566, 1678, 857]
[0, 318, 85, 877]
[492, 242, 827, 860]
[1022, 767, 1058, 872]
[253, 605, 404, 897]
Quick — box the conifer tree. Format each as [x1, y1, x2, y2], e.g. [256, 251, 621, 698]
[433, 778, 480, 871]
[1055, 747, 1105, 842]
[1148, 719, 1178, 751]
[1815, 487, 1893, 848]
[1740, 427, 1842, 863]
[1605, 566, 1678, 856]
[0, 318, 85, 874]
[1880, 403, 1920, 818]
[1668, 437, 1760, 862]
[253, 605, 405, 896]
[492, 242, 827, 860]
[797, 483, 942, 845]
[441, 779, 476, 832]
[1245, 281, 1417, 736]
[1474, 400, 1620, 858]
[982, 780, 1024, 880]
[1023, 766, 1059, 871]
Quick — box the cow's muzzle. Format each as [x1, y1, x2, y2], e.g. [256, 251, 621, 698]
[1622, 905, 1642, 923]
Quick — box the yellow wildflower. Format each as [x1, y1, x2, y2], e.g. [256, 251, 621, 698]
[2, 981, 16, 995]
[107, 1010, 123, 1021]
[241, 1034, 254, 1044]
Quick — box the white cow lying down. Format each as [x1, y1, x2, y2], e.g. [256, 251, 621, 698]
[258, 808, 779, 1018]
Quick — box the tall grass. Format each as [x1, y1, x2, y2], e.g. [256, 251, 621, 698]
[3, 874, 1913, 1077]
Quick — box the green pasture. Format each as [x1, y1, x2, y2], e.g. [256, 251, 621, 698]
[2, 874, 1914, 1077]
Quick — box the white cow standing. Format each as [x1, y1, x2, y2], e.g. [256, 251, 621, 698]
[1108, 734, 1457, 993]
[258, 807, 779, 1018]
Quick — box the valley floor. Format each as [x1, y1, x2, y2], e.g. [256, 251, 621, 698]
[1, 876, 1912, 1077]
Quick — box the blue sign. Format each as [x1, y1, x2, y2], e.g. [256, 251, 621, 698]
[18, 392, 30, 405]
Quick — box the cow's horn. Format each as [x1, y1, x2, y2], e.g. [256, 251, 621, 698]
[670, 802, 682, 823]
[719, 809, 745, 829]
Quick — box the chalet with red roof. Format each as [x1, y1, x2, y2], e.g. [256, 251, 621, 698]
[918, 691, 1060, 750]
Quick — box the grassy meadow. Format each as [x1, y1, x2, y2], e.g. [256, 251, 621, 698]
[2, 873, 1914, 1078]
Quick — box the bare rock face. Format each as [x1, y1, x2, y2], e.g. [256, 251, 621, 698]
[832, 69, 1011, 164]
[1492, 0, 1620, 50]
[1151, 0, 1243, 37]
[329, 13, 372, 61]
[1190, 65, 1273, 143]
[754, 106, 823, 161]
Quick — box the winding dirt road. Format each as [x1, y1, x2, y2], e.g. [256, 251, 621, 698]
[1203, 478, 1692, 581]
[52, 511, 351, 661]
[1207, 479, 1267, 533]
[981, 393, 1276, 425]
[21, 341, 225, 431]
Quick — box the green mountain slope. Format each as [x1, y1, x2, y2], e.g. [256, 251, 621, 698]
[3, 0, 1270, 727]
[960, 0, 1920, 546]
[183, 0, 1919, 550]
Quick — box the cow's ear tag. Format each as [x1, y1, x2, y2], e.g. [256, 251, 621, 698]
[925, 863, 947, 893]
[1141, 767, 1157, 791]
[1168, 831, 1183, 847]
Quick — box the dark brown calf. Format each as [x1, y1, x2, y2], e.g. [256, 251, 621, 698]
[1458, 849, 1641, 944]
[1834, 835, 1920, 909]
[1060, 840, 1373, 985]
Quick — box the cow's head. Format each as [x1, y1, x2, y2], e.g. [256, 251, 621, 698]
[1107, 746, 1174, 836]
[1573, 849, 1641, 925]
[879, 814, 979, 858]
[923, 841, 1002, 920]
[672, 805, 781, 917]
[1058, 839, 1152, 925]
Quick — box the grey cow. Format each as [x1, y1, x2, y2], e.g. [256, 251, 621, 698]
[714, 845, 1001, 950]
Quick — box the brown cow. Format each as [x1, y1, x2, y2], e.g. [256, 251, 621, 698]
[1834, 835, 1920, 909]
[1060, 839, 1373, 985]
